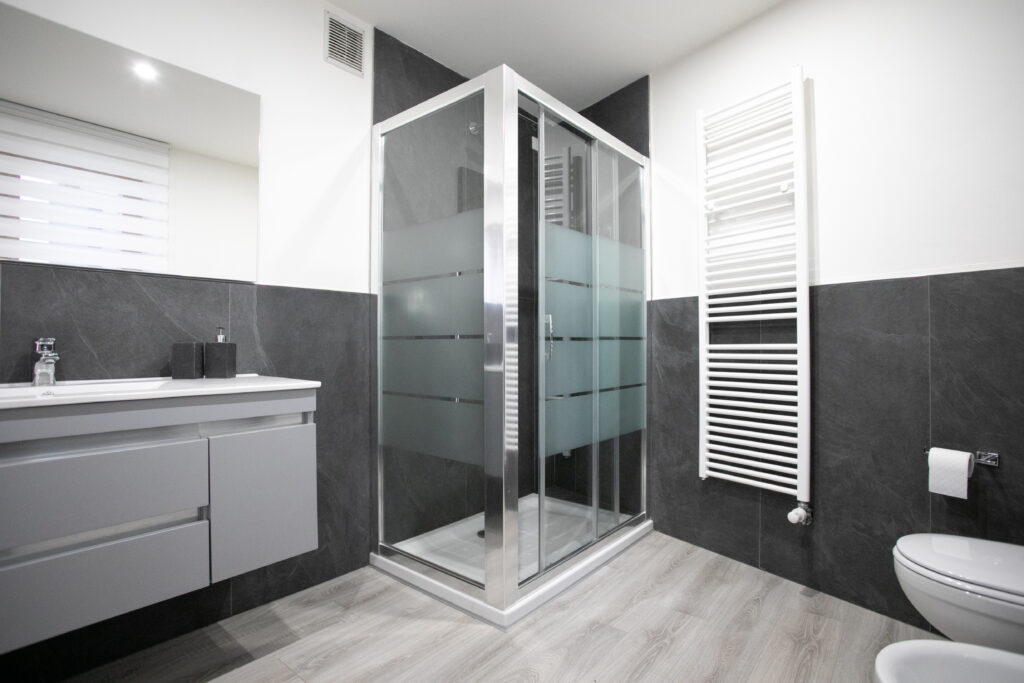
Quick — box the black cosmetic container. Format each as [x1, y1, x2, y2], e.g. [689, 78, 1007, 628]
[204, 326, 236, 378]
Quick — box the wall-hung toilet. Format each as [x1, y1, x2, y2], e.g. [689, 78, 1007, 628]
[894, 533, 1024, 653]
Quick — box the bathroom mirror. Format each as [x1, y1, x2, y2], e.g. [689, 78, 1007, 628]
[0, 2, 259, 281]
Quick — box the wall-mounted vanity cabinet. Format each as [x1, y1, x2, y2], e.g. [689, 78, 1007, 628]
[0, 375, 319, 654]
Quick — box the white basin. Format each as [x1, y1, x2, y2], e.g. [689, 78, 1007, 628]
[0, 374, 321, 409]
[875, 640, 1024, 683]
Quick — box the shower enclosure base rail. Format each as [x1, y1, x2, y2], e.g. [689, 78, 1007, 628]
[370, 518, 652, 628]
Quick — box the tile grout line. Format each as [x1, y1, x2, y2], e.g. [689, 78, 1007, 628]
[926, 275, 932, 533]
[227, 283, 233, 339]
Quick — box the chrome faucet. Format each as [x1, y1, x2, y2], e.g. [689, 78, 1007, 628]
[33, 337, 59, 386]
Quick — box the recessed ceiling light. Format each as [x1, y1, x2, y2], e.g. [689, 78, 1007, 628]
[132, 61, 159, 82]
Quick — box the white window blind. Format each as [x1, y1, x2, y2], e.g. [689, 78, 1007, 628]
[0, 99, 169, 272]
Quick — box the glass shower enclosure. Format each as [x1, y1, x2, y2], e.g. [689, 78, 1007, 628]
[370, 66, 651, 625]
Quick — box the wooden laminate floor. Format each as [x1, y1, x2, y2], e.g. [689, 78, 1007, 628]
[71, 532, 936, 682]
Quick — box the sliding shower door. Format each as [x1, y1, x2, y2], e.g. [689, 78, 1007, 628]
[534, 112, 646, 576]
[594, 141, 646, 537]
[378, 92, 487, 583]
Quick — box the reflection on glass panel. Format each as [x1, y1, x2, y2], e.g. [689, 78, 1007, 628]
[595, 142, 646, 537]
[379, 92, 487, 584]
[539, 112, 596, 573]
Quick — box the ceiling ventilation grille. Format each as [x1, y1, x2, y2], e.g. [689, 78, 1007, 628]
[325, 12, 364, 76]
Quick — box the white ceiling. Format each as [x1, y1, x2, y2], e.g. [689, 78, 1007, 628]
[333, 0, 786, 109]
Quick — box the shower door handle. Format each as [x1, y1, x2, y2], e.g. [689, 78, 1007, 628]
[545, 314, 554, 361]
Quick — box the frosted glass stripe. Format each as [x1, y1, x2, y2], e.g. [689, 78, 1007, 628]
[543, 385, 646, 454]
[381, 339, 483, 401]
[545, 394, 593, 456]
[598, 289, 644, 337]
[545, 223, 591, 284]
[380, 395, 483, 466]
[599, 386, 645, 441]
[546, 340, 593, 397]
[546, 281, 593, 338]
[598, 237, 643, 291]
[598, 340, 644, 389]
[381, 273, 483, 337]
[382, 209, 483, 282]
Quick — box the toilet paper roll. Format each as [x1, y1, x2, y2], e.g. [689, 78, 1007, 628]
[928, 447, 975, 499]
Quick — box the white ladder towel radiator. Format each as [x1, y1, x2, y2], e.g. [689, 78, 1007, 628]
[696, 68, 812, 524]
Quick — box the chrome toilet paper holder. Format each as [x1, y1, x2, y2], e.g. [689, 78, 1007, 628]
[922, 449, 1000, 468]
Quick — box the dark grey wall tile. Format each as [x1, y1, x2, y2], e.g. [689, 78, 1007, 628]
[229, 285, 372, 613]
[760, 280, 931, 626]
[382, 448, 482, 543]
[579, 76, 650, 157]
[0, 263, 229, 383]
[227, 283, 276, 375]
[930, 268, 1024, 543]
[647, 270, 1024, 630]
[373, 29, 467, 125]
[646, 297, 761, 565]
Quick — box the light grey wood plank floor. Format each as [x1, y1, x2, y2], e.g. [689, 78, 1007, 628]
[70, 532, 936, 683]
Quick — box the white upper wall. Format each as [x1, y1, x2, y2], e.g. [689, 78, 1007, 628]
[650, 0, 1024, 299]
[7, 0, 374, 292]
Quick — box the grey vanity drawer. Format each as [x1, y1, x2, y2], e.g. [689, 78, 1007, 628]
[0, 520, 210, 654]
[0, 438, 208, 550]
[209, 423, 318, 582]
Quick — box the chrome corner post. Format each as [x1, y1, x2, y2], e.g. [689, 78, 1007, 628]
[640, 155, 652, 518]
[482, 65, 520, 609]
[370, 120, 384, 550]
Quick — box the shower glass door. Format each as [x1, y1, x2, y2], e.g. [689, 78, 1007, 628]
[537, 111, 595, 573]
[533, 110, 646, 578]
[378, 92, 487, 584]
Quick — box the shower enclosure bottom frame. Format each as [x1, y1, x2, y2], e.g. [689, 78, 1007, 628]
[370, 519, 652, 628]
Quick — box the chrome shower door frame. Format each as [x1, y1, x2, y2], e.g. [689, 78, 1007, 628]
[370, 64, 652, 620]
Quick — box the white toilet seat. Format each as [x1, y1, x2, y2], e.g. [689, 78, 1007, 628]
[894, 545, 1024, 608]
[895, 533, 1024, 598]
[893, 533, 1024, 653]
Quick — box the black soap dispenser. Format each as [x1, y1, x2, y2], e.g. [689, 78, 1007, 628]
[204, 326, 236, 378]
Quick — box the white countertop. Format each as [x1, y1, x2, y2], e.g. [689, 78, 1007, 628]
[0, 374, 321, 410]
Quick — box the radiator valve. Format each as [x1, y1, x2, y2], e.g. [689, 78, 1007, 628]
[787, 502, 812, 526]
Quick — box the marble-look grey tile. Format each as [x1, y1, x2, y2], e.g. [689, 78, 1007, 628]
[372, 30, 467, 125]
[579, 76, 650, 157]
[230, 285, 373, 613]
[228, 283, 276, 375]
[929, 267, 1024, 544]
[760, 280, 931, 627]
[646, 297, 761, 566]
[381, 447, 473, 543]
[0, 263, 228, 382]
